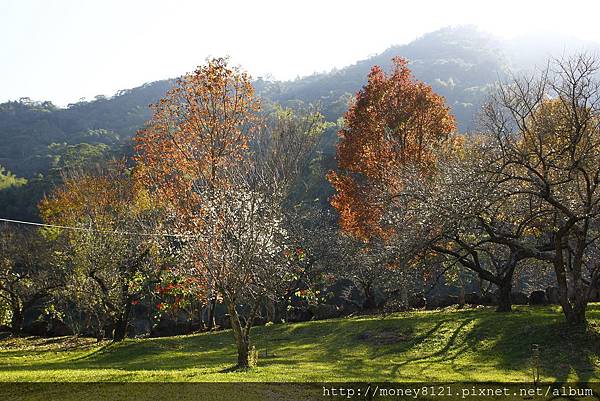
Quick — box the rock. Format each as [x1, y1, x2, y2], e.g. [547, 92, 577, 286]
[175, 321, 193, 335]
[446, 295, 459, 306]
[126, 324, 136, 338]
[545, 287, 560, 304]
[131, 319, 151, 336]
[529, 290, 547, 305]
[588, 286, 600, 302]
[408, 293, 426, 309]
[47, 320, 73, 337]
[479, 293, 495, 305]
[323, 279, 365, 310]
[286, 307, 313, 322]
[465, 292, 482, 305]
[511, 292, 529, 305]
[309, 304, 342, 320]
[363, 288, 387, 310]
[24, 320, 48, 336]
[340, 302, 361, 315]
[425, 296, 443, 309]
[426, 295, 458, 309]
[150, 318, 177, 337]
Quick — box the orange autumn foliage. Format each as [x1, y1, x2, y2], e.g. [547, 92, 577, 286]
[39, 161, 145, 229]
[328, 57, 456, 241]
[134, 57, 260, 224]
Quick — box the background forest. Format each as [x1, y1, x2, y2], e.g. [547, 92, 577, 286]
[2, 26, 599, 221]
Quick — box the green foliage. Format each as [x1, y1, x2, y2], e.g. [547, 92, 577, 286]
[0, 81, 172, 178]
[47, 142, 110, 171]
[0, 166, 26, 191]
[0, 174, 52, 222]
[0, 140, 112, 222]
[0, 27, 514, 221]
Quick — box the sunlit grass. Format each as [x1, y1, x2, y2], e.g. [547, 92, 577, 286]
[0, 304, 599, 383]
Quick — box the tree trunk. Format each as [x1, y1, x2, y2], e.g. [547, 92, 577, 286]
[226, 302, 250, 368]
[113, 281, 132, 342]
[458, 278, 466, 307]
[207, 297, 216, 331]
[565, 303, 587, 326]
[552, 235, 588, 326]
[363, 283, 377, 309]
[493, 254, 517, 313]
[566, 236, 588, 327]
[266, 299, 276, 323]
[113, 302, 132, 342]
[400, 284, 409, 308]
[496, 280, 512, 313]
[10, 306, 24, 335]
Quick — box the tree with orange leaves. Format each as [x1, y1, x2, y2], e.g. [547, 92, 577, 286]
[136, 58, 323, 368]
[135, 57, 260, 201]
[39, 161, 164, 341]
[327, 57, 456, 241]
[135, 57, 260, 332]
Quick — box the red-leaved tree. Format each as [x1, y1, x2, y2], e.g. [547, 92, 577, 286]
[328, 57, 456, 241]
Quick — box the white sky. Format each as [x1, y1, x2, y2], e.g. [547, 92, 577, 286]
[2, 0, 600, 106]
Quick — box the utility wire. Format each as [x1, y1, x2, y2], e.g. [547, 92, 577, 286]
[0, 217, 195, 238]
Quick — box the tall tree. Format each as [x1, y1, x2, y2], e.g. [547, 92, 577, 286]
[135, 57, 260, 332]
[135, 58, 324, 367]
[328, 57, 456, 241]
[483, 54, 600, 325]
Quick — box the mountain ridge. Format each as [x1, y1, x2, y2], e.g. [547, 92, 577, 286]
[1, 25, 599, 180]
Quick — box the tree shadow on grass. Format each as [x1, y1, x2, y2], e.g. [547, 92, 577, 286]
[0, 306, 598, 381]
[459, 305, 600, 382]
[226, 311, 498, 380]
[68, 343, 115, 362]
[389, 318, 474, 376]
[0, 332, 238, 373]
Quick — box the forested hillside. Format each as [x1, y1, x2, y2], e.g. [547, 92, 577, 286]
[0, 26, 597, 222]
[262, 26, 508, 131]
[0, 80, 173, 177]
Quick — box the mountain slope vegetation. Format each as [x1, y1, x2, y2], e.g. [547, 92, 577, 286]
[0, 26, 597, 221]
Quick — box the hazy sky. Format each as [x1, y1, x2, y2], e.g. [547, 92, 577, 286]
[2, 0, 600, 106]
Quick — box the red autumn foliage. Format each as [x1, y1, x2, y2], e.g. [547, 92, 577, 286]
[328, 57, 456, 241]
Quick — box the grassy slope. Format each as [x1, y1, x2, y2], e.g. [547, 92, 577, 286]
[1, 305, 599, 383]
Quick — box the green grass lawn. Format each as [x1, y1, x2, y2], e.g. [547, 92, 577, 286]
[1, 305, 599, 383]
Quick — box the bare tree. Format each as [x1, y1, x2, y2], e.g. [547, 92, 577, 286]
[482, 53, 600, 325]
[0, 224, 64, 334]
[386, 137, 554, 311]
